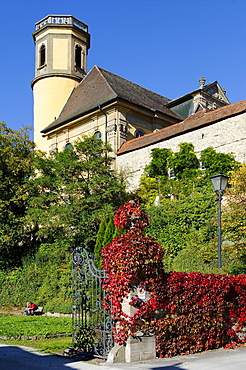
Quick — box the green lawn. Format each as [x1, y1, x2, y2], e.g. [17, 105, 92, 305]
[0, 314, 73, 354]
[0, 314, 72, 337]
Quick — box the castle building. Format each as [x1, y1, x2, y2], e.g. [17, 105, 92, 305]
[32, 15, 246, 189]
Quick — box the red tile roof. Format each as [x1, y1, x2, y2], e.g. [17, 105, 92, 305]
[117, 100, 246, 155]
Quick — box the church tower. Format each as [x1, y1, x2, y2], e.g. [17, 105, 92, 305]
[31, 15, 90, 151]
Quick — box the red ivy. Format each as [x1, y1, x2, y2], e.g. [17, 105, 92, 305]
[102, 202, 246, 356]
[114, 202, 150, 230]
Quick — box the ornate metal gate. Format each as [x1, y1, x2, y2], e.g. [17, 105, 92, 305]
[72, 247, 114, 359]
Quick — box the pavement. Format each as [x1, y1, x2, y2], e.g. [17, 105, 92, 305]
[0, 343, 246, 370]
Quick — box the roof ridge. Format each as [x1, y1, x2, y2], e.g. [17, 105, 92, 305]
[97, 66, 171, 102]
[95, 66, 118, 97]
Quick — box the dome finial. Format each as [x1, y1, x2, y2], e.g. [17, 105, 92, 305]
[199, 76, 206, 89]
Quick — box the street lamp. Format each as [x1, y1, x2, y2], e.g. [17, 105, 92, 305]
[210, 174, 228, 268]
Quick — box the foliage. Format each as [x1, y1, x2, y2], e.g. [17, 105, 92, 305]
[0, 135, 126, 313]
[103, 215, 116, 246]
[144, 148, 172, 179]
[138, 143, 240, 273]
[94, 218, 108, 268]
[200, 147, 240, 177]
[152, 272, 246, 357]
[94, 215, 117, 268]
[25, 136, 126, 253]
[101, 202, 165, 345]
[171, 242, 221, 274]
[138, 143, 240, 205]
[223, 164, 246, 274]
[145, 196, 217, 271]
[102, 203, 246, 358]
[0, 247, 72, 313]
[171, 143, 199, 179]
[0, 122, 35, 269]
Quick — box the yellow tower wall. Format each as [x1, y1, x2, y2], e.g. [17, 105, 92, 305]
[33, 76, 79, 152]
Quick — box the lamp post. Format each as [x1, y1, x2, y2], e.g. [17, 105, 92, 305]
[210, 174, 228, 268]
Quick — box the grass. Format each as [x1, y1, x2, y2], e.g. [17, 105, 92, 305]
[0, 314, 73, 354]
[1, 337, 72, 354]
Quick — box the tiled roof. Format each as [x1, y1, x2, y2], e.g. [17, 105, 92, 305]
[42, 66, 181, 133]
[117, 100, 246, 155]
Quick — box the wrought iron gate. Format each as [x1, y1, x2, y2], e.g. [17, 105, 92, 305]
[72, 247, 114, 359]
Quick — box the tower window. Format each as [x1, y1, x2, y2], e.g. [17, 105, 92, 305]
[75, 45, 82, 68]
[39, 44, 46, 67]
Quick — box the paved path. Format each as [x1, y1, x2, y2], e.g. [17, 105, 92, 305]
[0, 343, 246, 369]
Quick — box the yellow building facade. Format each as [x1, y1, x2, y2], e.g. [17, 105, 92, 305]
[32, 15, 230, 160]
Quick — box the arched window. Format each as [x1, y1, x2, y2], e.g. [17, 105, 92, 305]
[39, 44, 46, 67]
[64, 142, 72, 150]
[94, 131, 102, 140]
[134, 129, 145, 138]
[75, 45, 82, 68]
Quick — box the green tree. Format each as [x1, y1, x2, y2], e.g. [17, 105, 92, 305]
[223, 164, 246, 274]
[138, 143, 240, 205]
[200, 147, 240, 177]
[145, 195, 217, 271]
[94, 215, 116, 268]
[94, 217, 108, 268]
[103, 216, 115, 246]
[0, 122, 35, 269]
[144, 148, 173, 178]
[172, 143, 199, 180]
[25, 136, 126, 253]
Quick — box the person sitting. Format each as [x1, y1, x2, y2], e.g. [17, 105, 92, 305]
[25, 302, 38, 315]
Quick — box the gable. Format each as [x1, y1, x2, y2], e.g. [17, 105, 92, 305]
[41, 66, 182, 134]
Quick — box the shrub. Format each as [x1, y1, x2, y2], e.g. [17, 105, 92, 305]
[102, 202, 246, 357]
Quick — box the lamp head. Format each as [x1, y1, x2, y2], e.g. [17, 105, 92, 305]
[210, 173, 228, 195]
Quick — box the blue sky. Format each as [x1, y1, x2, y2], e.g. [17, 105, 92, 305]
[0, 0, 245, 134]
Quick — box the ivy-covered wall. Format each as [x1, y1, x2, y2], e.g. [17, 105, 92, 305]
[102, 202, 246, 358]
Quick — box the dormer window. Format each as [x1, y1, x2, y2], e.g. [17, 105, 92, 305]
[75, 45, 82, 68]
[135, 129, 145, 138]
[39, 44, 46, 67]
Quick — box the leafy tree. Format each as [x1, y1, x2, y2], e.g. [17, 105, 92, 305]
[223, 164, 246, 274]
[95, 215, 116, 268]
[145, 195, 217, 270]
[171, 143, 199, 179]
[138, 143, 240, 205]
[103, 216, 116, 246]
[0, 122, 35, 269]
[94, 218, 108, 268]
[144, 148, 173, 178]
[200, 147, 240, 177]
[25, 136, 126, 254]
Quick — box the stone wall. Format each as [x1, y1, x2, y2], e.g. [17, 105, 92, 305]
[116, 112, 246, 191]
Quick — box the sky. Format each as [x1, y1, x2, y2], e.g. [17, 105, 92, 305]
[0, 0, 245, 135]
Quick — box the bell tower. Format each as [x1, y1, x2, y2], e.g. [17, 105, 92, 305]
[31, 15, 90, 151]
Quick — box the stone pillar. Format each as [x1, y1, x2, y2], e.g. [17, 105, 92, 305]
[125, 335, 156, 363]
[107, 286, 156, 363]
